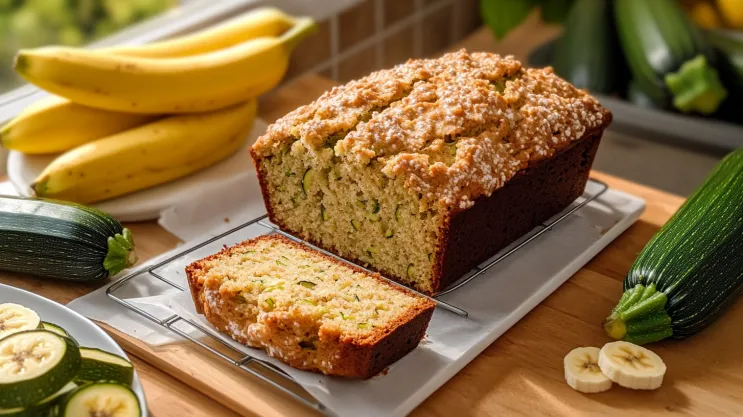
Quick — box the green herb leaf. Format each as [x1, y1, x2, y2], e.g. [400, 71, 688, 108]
[480, 0, 537, 39]
[540, 0, 574, 23]
[298, 280, 317, 289]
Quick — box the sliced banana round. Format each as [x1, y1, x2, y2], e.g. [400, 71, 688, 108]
[598, 341, 666, 390]
[564, 347, 612, 393]
[60, 382, 141, 417]
[0, 304, 41, 340]
[0, 330, 81, 409]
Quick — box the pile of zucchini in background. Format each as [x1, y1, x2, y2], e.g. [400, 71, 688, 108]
[482, 0, 743, 124]
[0, 303, 140, 417]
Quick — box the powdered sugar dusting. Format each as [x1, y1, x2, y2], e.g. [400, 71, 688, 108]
[253, 50, 609, 210]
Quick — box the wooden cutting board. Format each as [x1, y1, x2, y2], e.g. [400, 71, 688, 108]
[3, 74, 743, 417]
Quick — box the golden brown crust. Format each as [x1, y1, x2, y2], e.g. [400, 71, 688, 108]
[185, 234, 435, 378]
[252, 50, 609, 211]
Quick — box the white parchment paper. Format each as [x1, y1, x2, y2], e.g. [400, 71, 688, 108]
[68, 180, 645, 417]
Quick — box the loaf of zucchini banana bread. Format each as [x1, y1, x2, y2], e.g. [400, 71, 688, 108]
[251, 49, 611, 294]
[186, 235, 435, 379]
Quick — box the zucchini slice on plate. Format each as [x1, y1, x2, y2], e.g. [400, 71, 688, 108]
[0, 330, 81, 409]
[0, 382, 76, 417]
[40, 322, 72, 340]
[0, 304, 41, 339]
[75, 348, 134, 385]
[59, 382, 141, 417]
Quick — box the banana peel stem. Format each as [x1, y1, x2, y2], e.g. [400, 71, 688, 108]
[13, 53, 29, 75]
[31, 178, 48, 197]
[665, 55, 728, 114]
[103, 228, 137, 277]
[280, 17, 318, 52]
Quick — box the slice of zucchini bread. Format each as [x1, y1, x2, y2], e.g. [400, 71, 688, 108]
[251, 49, 611, 294]
[186, 234, 435, 379]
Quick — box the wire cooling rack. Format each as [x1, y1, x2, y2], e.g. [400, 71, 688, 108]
[107, 178, 609, 413]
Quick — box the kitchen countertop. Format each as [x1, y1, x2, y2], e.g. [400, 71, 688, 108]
[2, 60, 742, 417]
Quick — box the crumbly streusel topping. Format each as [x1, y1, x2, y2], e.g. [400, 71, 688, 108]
[252, 50, 610, 211]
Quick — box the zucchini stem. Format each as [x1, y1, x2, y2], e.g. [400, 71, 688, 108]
[665, 55, 727, 114]
[604, 283, 673, 344]
[103, 228, 137, 277]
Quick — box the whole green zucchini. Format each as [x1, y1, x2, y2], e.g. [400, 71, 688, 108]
[627, 79, 669, 109]
[553, 0, 618, 94]
[0, 196, 136, 281]
[604, 148, 743, 344]
[706, 29, 743, 98]
[614, 0, 727, 114]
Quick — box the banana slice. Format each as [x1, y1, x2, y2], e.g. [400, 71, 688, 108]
[60, 382, 141, 417]
[598, 341, 666, 390]
[0, 304, 41, 339]
[564, 347, 612, 393]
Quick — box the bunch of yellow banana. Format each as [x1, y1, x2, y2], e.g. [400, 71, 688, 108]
[683, 0, 743, 30]
[0, 7, 316, 204]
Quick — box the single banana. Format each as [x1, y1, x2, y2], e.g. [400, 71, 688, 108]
[1, 96, 156, 154]
[15, 18, 317, 114]
[717, 0, 743, 29]
[0, 303, 41, 339]
[104, 7, 297, 58]
[3, 7, 300, 155]
[563, 347, 613, 393]
[598, 341, 666, 390]
[688, 1, 723, 29]
[32, 99, 257, 204]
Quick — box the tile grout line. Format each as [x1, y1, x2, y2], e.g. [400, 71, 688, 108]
[375, 0, 385, 69]
[329, 13, 341, 80]
[413, 0, 424, 57]
[297, 0, 453, 80]
[451, 0, 462, 44]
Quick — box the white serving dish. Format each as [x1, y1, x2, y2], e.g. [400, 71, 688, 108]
[0, 284, 149, 417]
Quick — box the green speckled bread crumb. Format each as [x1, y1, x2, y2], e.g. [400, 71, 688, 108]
[251, 50, 610, 293]
[186, 234, 435, 379]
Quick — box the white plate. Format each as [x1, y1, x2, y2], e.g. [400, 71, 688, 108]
[6, 119, 268, 222]
[0, 284, 148, 417]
